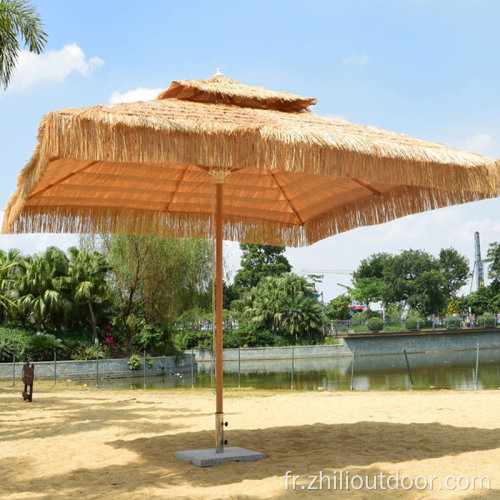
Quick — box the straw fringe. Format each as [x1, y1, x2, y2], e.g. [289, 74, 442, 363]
[2, 77, 499, 237]
[7, 185, 496, 247]
[304, 186, 492, 244]
[4, 104, 497, 229]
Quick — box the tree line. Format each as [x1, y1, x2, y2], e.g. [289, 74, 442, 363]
[0, 236, 212, 361]
[1, 236, 500, 362]
[326, 244, 500, 321]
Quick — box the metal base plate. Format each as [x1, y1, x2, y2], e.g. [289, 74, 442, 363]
[175, 447, 266, 467]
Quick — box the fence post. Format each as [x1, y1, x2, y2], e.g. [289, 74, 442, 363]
[404, 349, 414, 387]
[291, 347, 295, 390]
[143, 350, 146, 389]
[54, 351, 57, 386]
[238, 347, 241, 389]
[475, 343, 479, 389]
[12, 354, 15, 387]
[191, 349, 194, 388]
[350, 345, 356, 390]
[95, 338, 99, 388]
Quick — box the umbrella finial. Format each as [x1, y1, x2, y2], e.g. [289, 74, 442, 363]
[214, 68, 224, 77]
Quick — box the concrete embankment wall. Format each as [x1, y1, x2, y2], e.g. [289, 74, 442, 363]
[190, 330, 500, 364]
[341, 330, 500, 356]
[190, 343, 350, 363]
[0, 354, 194, 381]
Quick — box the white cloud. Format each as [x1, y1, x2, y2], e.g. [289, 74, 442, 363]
[464, 132, 493, 152]
[449, 217, 500, 244]
[342, 54, 369, 66]
[8, 43, 104, 91]
[109, 87, 163, 104]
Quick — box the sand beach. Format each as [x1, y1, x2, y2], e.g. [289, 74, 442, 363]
[1, 385, 499, 499]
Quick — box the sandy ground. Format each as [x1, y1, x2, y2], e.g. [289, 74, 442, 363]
[0, 384, 499, 500]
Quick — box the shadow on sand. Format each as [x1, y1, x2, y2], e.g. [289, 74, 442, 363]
[2, 415, 499, 498]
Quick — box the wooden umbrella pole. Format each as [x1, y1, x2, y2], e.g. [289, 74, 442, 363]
[212, 171, 229, 453]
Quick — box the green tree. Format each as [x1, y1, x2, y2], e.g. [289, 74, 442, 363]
[353, 252, 393, 281]
[0, 249, 19, 322]
[233, 243, 291, 292]
[324, 294, 351, 320]
[486, 242, 500, 291]
[0, 0, 47, 88]
[96, 235, 212, 354]
[384, 250, 445, 315]
[239, 273, 322, 341]
[466, 287, 493, 315]
[66, 247, 109, 342]
[438, 248, 470, 298]
[238, 277, 285, 331]
[13, 247, 69, 333]
[350, 277, 387, 310]
[446, 297, 465, 316]
[353, 248, 467, 315]
[410, 269, 447, 316]
[281, 292, 323, 342]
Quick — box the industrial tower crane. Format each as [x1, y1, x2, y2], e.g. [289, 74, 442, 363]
[471, 231, 485, 292]
[300, 269, 354, 275]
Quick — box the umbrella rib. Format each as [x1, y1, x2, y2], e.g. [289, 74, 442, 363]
[163, 165, 189, 212]
[269, 172, 304, 225]
[351, 178, 383, 196]
[27, 161, 99, 201]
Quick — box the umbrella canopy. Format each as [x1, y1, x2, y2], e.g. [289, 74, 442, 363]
[3, 74, 500, 458]
[3, 75, 499, 243]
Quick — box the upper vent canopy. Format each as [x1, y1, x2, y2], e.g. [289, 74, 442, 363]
[157, 75, 317, 112]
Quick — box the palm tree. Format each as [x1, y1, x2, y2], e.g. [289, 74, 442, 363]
[0, 0, 46, 89]
[281, 294, 323, 343]
[240, 276, 284, 331]
[13, 247, 69, 333]
[240, 272, 324, 342]
[0, 248, 19, 322]
[66, 247, 109, 342]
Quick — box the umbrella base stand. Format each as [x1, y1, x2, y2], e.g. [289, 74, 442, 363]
[175, 447, 266, 467]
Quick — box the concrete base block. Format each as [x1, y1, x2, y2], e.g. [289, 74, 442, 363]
[175, 447, 266, 467]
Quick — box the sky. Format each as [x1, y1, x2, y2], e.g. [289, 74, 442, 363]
[1, 0, 500, 301]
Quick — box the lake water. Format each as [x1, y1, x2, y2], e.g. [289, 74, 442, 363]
[87, 348, 500, 391]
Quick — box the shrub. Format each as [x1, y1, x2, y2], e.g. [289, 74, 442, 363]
[0, 338, 14, 362]
[445, 316, 461, 329]
[61, 339, 83, 359]
[0, 325, 33, 361]
[103, 335, 121, 358]
[323, 336, 339, 345]
[352, 310, 382, 322]
[25, 334, 62, 361]
[133, 323, 172, 355]
[128, 354, 143, 370]
[71, 344, 105, 360]
[404, 317, 423, 331]
[368, 317, 384, 332]
[478, 314, 496, 328]
[145, 354, 154, 369]
[174, 329, 203, 351]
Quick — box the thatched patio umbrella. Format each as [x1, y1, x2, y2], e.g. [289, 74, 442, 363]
[3, 74, 500, 464]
